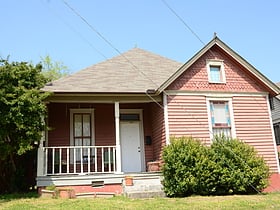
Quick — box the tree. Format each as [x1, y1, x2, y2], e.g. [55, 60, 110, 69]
[41, 55, 69, 81]
[0, 60, 49, 193]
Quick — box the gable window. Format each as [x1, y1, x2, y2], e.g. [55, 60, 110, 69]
[274, 123, 280, 145]
[209, 100, 232, 138]
[70, 109, 95, 162]
[207, 60, 226, 83]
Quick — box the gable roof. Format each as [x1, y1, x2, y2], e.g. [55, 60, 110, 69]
[42, 48, 182, 93]
[43, 37, 280, 96]
[158, 36, 280, 96]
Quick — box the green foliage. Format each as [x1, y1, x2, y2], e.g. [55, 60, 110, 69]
[0, 59, 49, 193]
[162, 136, 209, 197]
[41, 55, 69, 82]
[162, 136, 270, 197]
[210, 135, 269, 194]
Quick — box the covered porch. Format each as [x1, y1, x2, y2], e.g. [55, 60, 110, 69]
[37, 94, 166, 186]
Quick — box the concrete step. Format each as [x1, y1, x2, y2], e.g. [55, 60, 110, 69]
[122, 175, 165, 198]
[125, 191, 166, 198]
[76, 192, 115, 198]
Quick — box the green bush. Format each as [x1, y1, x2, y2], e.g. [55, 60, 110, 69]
[210, 135, 269, 195]
[162, 136, 209, 197]
[162, 136, 270, 197]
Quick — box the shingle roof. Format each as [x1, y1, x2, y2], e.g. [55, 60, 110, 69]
[42, 48, 182, 93]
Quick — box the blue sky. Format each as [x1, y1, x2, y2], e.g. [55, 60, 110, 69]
[1, 0, 280, 82]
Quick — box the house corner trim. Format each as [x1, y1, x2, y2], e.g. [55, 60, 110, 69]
[163, 93, 170, 145]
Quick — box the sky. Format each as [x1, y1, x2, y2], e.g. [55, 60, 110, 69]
[1, 0, 280, 82]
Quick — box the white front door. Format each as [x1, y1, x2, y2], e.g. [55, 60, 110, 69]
[120, 121, 142, 172]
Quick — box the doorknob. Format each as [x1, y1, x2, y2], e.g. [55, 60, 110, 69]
[138, 147, 140, 152]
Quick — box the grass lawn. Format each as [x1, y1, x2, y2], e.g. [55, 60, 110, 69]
[0, 192, 280, 210]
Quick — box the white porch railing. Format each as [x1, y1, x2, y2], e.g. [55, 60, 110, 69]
[43, 146, 116, 175]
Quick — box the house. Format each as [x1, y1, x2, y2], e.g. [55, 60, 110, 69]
[37, 36, 280, 196]
[271, 83, 280, 150]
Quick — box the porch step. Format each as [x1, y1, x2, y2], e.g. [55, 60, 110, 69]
[123, 175, 165, 198]
[76, 192, 115, 198]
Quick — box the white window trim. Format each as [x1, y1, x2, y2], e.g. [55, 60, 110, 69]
[206, 97, 236, 140]
[207, 59, 226, 84]
[70, 108, 95, 147]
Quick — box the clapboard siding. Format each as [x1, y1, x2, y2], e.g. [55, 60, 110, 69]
[233, 96, 278, 173]
[151, 102, 165, 161]
[167, 95, 211, 145]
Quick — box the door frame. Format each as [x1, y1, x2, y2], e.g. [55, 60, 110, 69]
[120, 109, 145, 172]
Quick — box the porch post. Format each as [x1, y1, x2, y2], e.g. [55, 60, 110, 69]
[115, 102, 122, 173]
[37, 131, 45, 176]
[163, 93, 170, 145]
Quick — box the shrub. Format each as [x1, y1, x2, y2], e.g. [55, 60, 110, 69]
[210, 135, 269, 194]
[162, 136, 209, 197]
[162, 135, 270, 197]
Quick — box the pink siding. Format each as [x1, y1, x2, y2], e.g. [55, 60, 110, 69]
[48, 103, 70, 146]
[151, 102, 165, 161]
[233, 96, 278, 173]
[167, 95, 211, 146]
[168, 46, 265, 93]
[48, 103, 116, 147]
[165, 45, 278, 173]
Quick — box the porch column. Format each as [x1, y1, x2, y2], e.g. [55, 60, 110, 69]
[37, 131, 45, 176]
[115, 102, 122, 173]
[163, 93, 170, 145]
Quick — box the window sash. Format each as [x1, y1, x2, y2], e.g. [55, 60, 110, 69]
[210, 66, 221, 82]
[73, 113, 92, 161]
[210, 101, 231, 127]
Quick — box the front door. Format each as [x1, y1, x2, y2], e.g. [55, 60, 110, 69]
[120, 121, 142, 172]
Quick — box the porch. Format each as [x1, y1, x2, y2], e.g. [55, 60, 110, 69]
[37, 172, 164, 198]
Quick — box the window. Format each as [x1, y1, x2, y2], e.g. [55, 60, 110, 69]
[209, 101, 232, 137]
[274, 123, 280, 145]
[74, 113, 91, 150]
[120, 113, 140, 121]
[207, 60, 225, 83]
[70, 109, 95, 162]
[269, 97, 274, 110]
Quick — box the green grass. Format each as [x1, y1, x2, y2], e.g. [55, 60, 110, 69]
[1, 192, 280, 210]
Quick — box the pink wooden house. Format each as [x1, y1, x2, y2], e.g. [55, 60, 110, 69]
[38, 36, 280, 196]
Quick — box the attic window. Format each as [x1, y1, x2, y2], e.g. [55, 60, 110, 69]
[207, 60, 226, 83]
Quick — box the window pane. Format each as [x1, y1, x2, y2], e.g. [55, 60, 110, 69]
[83, 138, 91, 156]
[75, 138, 82, 161]
[75, 138, 82, 146]
[213, 103, 227, 124]
[83, 114, 91, 136]
[74, 114, 82, 137]
[210, 101, 230, 127]
[120, 114, 140, 121]
[210, 66, 221, 82]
